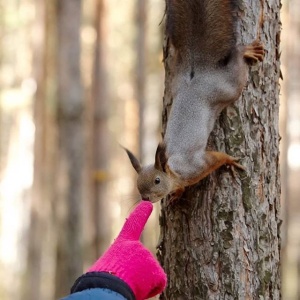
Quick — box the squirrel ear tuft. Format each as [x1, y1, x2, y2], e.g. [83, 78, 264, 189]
[122, 147, 142, 174]
[154, 142, 167, 172]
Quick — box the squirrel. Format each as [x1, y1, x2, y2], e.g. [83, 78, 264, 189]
[125, 0, 264, 203]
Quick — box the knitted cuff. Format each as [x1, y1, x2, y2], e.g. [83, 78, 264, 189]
[71, 272, 135, 300]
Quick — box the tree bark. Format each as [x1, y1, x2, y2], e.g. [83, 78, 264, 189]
[158, 1, 281, 299]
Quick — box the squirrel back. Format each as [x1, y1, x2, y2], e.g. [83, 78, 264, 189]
[166, 0, 238, 68]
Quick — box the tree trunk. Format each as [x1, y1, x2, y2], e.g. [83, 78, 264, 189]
[24, 0, 46, 299]
[55, 0, 83, 297]
[158, 1, 281, 299]
[136, 0, 147, 163]
[90, 0, 111, 257]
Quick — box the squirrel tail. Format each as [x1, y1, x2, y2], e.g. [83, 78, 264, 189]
[166, 0, 239, 67]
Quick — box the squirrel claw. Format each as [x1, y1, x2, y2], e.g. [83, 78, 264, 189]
[228, 157, 246, 171]
[244, 40, 264, 62]
[229, 165, 239, 181]
[227, 158, 245, 182]
[232, 161, 246, 171]
[168, 189, 184, 205]
[169, 195, 179, 204]
[167, 196, 178, 206]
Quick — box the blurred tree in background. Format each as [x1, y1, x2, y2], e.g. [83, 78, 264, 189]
[0, 0, 163, 299]
[0, 0, 299, 300]
[90, 0, 110, 259]
[55, 0, 84, 297]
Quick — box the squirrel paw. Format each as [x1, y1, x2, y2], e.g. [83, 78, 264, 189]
[168, 189, 184, 205]
[244, 40, 264, 62]
[226, 157, 246, 182]
[227, 156, 246, 171]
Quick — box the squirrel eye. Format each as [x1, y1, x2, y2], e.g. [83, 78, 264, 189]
[154, 177, 160, 184]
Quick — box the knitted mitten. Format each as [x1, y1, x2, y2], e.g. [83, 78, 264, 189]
[87, 201, 167, 300]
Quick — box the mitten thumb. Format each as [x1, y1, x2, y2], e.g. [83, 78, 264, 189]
[117, 201, 153, 241]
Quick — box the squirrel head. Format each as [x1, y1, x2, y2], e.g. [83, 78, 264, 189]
[124, 143, 172, 203]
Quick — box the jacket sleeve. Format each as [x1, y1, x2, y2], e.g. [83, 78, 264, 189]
[61, 288, 127, 300]
[60, 272, 135, 300]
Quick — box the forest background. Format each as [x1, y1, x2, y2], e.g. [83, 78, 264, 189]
[0, 0, 299, 299]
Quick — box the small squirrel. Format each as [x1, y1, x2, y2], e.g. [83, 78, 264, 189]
[125, 0, 264, 203]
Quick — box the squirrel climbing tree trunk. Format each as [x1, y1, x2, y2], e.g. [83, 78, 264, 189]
[158, 1, 281, 299]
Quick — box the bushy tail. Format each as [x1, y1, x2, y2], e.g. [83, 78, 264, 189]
[166, 0, 238, 67]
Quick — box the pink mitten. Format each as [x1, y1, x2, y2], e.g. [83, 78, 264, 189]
[87, 201, 167, 300]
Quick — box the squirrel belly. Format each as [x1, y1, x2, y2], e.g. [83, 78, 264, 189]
[164, 52, 248, 180]
[166, 151, 206, 182]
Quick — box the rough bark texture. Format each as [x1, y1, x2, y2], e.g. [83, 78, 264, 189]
[158, 1, 281, 299]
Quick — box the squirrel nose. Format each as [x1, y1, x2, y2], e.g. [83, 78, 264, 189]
[142, 196, 150, 201]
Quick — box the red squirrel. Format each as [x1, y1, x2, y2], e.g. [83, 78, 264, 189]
[125, 0, 264, 203]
